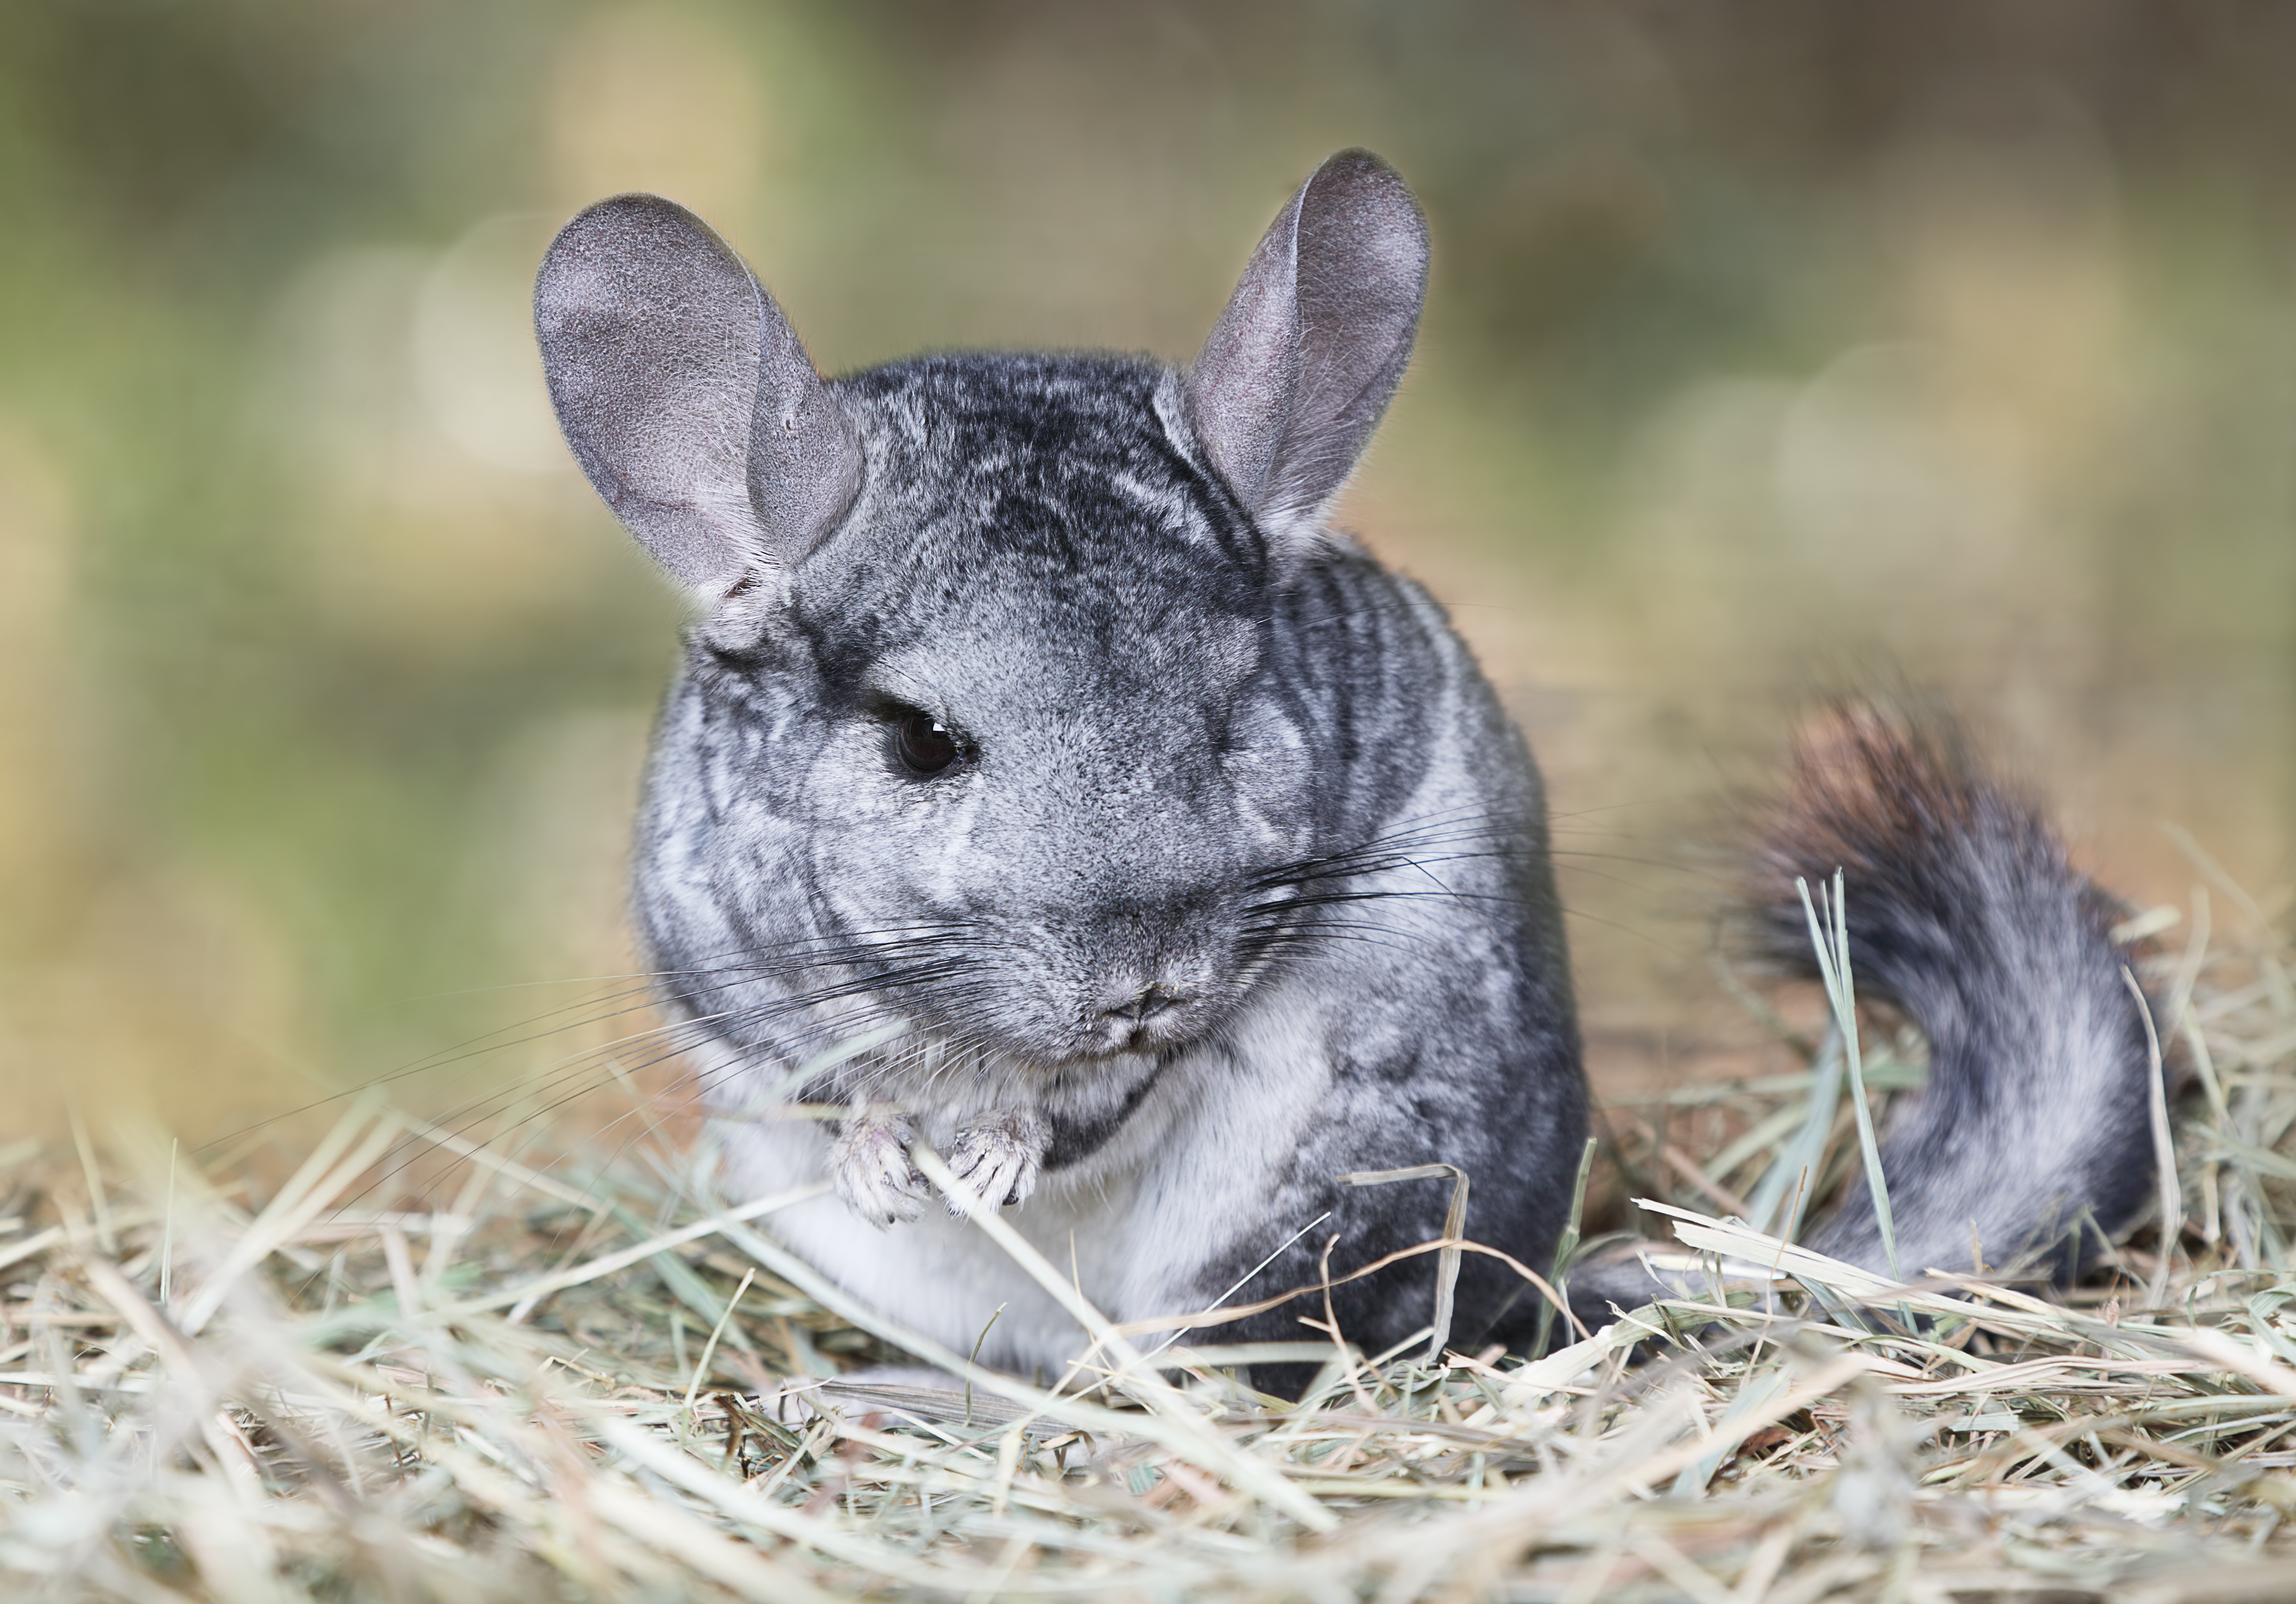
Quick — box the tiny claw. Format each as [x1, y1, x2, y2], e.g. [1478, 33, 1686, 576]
[830, 1109, 928, 1228]
[943, 1110, 1048, 1217]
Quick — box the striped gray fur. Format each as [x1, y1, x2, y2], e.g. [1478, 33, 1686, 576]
[627, 350, 1584, 1380]
[534, 153, 2155, 1389]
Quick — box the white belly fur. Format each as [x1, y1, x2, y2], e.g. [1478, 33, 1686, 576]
[712, 986, 1338, 1378]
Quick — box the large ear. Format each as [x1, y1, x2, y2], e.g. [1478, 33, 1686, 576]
[1183, 150, 1428, 543]
[534, 194, 861, 595]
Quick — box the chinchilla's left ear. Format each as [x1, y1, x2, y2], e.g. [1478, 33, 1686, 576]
[1182, 150, 1428, 549]
[534, 194, 862, 598]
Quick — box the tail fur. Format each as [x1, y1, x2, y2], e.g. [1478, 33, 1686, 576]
[1752, 703, 2160, 1281]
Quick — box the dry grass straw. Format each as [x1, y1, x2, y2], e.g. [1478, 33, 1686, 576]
[5, 880, 2296, 1600]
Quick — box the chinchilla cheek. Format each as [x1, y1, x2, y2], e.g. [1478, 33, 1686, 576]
[1221, 708, 1315, 858]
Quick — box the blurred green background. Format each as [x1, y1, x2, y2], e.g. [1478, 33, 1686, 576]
[1, 0, 2291, 1140]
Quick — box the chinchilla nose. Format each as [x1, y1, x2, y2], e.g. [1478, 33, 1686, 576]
[1100, 982, 1184, 1023]
[1073, 886, 1220, 1031]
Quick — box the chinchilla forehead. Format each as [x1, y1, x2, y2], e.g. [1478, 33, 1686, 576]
[786, 354, 1266, 709]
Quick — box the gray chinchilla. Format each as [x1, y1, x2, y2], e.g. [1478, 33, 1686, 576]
[533, 152, 2159, 1387]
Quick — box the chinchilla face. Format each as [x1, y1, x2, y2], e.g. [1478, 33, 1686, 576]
[683, 357, 1315, 1064]
[535, 153, 1426, 1072]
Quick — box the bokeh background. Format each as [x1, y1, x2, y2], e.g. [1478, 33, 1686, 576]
[1, 0, 2291, 1143]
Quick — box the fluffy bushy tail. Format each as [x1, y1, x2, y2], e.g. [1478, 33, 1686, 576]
[1755, 704, 2160, 1282]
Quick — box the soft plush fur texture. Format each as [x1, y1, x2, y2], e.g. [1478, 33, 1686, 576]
[1753, 707, 2159, 1280]
[533, 152, 2155, 1388]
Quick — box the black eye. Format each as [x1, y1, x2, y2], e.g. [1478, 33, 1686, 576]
[894, 709, 962, 776]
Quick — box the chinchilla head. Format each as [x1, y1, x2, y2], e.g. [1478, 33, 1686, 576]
[534, 152, 1427, 1068]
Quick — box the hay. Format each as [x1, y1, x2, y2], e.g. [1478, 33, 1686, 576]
[3, 885, 2294, 1601]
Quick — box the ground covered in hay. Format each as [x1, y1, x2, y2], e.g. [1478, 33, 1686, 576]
[3, 883, 2295, 1602]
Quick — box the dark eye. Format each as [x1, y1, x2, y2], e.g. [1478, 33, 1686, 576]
[894, 708, 962, 776]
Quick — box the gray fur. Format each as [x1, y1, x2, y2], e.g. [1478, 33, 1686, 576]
[533, 154, 2154, 1388]
[1752, 709, 2160, 1281]
[634, 340, 1585, 1379]
[1572, 709, 2161, 1325]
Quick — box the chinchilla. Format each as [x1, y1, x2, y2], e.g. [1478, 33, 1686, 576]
[532, 150, 2160, 1386]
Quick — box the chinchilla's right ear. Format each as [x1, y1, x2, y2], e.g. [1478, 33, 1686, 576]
[1183, 150, 1429, 552]
[534, 194, 862, 597]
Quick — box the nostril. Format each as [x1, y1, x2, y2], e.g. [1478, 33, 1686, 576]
[1106, 984, 1179, 1023]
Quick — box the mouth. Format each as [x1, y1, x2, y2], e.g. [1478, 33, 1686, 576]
[1103, 1016, 1183, 1054]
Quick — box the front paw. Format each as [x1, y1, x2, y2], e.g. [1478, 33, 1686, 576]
[943, 1110, 1049, 1216]
[830, 1109, 928, 1228]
